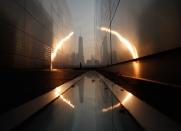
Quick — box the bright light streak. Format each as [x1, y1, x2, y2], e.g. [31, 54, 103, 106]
[55, 87, 61, 97]
[60, 95, 75, 109]
[51, 32, 74, 61]
[133, 61, 140, 77]
[54, 87, 75, 108]
[100, 27, 138, 59]
[122, 93, 132, 105]
[102, 103, 120, 112]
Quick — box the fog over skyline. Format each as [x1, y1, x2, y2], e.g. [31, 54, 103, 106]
[49, 0, 181, 65]
[67, 0, 96, 61]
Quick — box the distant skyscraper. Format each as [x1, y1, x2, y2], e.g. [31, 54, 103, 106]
[78, 36, 85, 66]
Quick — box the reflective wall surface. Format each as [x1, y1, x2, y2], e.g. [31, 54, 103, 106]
[111, 0, 181, 61]
[0, 0, 72, 69]
[96, 0, 181, 85]
[96, 0, 181, 63]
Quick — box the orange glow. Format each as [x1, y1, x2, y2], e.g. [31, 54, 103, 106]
[55, 87, 61, 97]
[102, 103, 120, 112]
[51, 32, 74, 66]
[133, 61, 140, 77]
[60, 95, 75, 108]
[122, 93, 132, 105]
[100, 27, 138, 59]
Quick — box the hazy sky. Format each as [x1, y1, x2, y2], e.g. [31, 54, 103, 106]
[67, 0, 95, 60]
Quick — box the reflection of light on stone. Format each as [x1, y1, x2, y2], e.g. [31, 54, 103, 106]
[51, 68, 58, 71]
[51, 32, 74, 70]
[122, 93, 132, 105]
[60, 95, 75, 109]
[100, 27, 138, 59]
[55, 87, 61, 97]
[102, 103, 120, 112]
[50, 62, 53, 70]
[133, 61, 140, 77]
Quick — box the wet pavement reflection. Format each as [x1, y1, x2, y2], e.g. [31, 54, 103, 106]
[15, 72, 142, 131]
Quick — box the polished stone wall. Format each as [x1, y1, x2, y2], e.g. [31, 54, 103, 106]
[0, 0, 72, 69]
[96, 0, 181, 85]
[96, 0, 181, 64]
